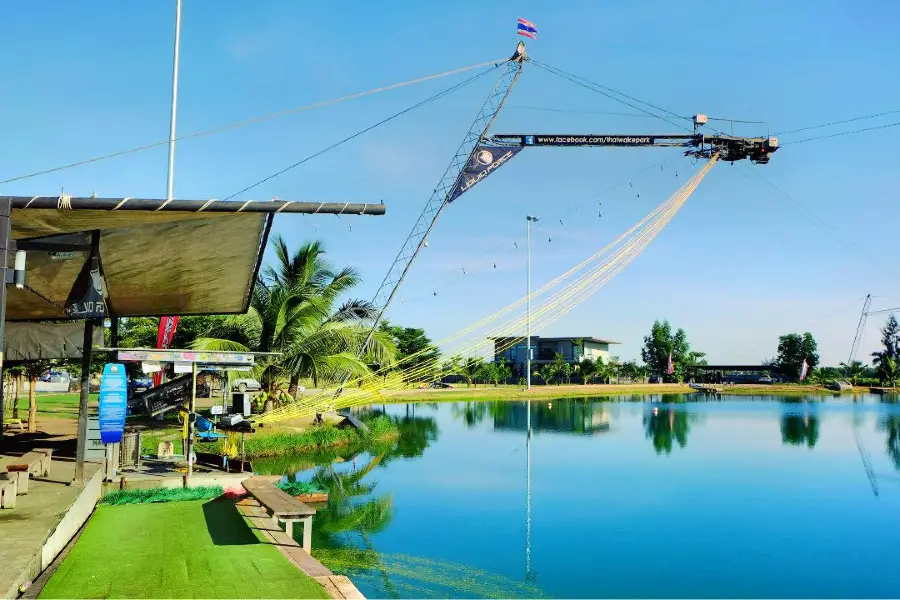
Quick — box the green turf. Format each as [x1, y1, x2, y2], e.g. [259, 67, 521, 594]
[100, 486, 223, 506]
[39, 499, 329, 599]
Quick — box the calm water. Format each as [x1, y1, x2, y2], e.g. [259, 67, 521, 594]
[261, 395, 900, 598]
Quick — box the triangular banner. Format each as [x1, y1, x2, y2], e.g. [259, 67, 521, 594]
[65, 251, 110, 320]
[447, 145, 523, 203]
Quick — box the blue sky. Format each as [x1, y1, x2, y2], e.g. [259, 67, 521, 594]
[1, 1, 898, 366]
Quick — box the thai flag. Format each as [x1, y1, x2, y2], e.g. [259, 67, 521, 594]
[666, 352, 674, 375]
[517, 17, 538, 39]
[799, 358, 809, 381]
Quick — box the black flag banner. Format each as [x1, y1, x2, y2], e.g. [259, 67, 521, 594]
[447, 145, 523, 203]
[65, 252, 110, 320]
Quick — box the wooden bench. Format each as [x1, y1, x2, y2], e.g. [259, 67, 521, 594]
[3, 450, 52, 495]
[0, 474, 16, 509]
[2, 418, 23, 432]
[242, 477, 316, 552]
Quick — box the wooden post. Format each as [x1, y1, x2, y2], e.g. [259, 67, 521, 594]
[302, 517, 312, 553]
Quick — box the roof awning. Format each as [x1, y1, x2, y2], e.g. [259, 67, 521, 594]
[7, 208, 269, 320]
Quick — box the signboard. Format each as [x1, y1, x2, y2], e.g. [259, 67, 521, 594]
[174, 362, 192, 373]
[98, 363, 128, 444]
[210, 405, 224, 416]
[117, 349, 254, 366]
[524, 135, 656, 146]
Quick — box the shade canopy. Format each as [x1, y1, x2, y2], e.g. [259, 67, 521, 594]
[7, 208, 270, 320]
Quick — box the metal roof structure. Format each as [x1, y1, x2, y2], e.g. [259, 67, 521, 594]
[3, 196, 386, 320]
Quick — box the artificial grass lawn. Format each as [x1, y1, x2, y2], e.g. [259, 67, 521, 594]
[40, 499, 328, 599]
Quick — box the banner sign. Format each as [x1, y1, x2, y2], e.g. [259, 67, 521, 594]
[98, 363, 128, 444]
[118, 349, 254, 365]
[65, 256, 109, 320]
[447, 145, 523, 203]
[153, 316, 180, 387]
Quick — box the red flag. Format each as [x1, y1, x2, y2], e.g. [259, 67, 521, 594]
[666, 352, 674, 375]
[153, 316, 180, 386]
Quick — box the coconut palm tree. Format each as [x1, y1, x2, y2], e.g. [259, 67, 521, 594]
[579, 358, 597, 384]
[195, 236, 395, 411]
[839, 360, 866, 385]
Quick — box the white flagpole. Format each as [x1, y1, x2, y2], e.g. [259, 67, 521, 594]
[165, 0, 183, 202]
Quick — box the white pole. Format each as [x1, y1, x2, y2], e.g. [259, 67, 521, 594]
[526, 215, 537, 390]
[525, 407, 532, 578]
[165, 0, 183, 203]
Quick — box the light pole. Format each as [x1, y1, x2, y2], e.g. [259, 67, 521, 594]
[526, 215, 538, 390]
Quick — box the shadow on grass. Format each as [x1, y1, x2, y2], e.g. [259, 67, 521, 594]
[202, 497, 259, 546]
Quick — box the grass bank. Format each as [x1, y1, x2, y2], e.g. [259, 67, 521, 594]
[371, 382, 885, 403]
[197, 414, 399, 459]
[39, 499, 328, 599]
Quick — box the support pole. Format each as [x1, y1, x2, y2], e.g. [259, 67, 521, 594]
[186, 361, 196, 483]
[74, 319, 94, 485]
[526, 216, 535, 390]
[166, 0, 183, 203]
[74, 230, 100, 485]
[0, 198, 9, 452]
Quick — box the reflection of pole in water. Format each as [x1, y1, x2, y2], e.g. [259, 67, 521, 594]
[525, 398, 532, 579]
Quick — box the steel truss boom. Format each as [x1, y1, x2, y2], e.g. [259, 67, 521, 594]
[488, 131, 780, 164]
[848, 294, 872, 365]
[325, 43, 527, 408]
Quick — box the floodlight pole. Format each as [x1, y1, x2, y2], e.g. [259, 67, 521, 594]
[165, 0, 182, 203]
[526, 215, 538, 391]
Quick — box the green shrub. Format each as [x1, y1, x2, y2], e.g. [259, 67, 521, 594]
[100, 485, 223, 506]
[277, 481, 326, 496]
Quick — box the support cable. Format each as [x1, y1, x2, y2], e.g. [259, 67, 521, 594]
[222, 65, 500, 201]
[776, 109, 900, 136]
[529, 60, 692, 132]
[0, 57, 507, 186]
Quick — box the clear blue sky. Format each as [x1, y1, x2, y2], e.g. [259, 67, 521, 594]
[2, 1, 898, 366]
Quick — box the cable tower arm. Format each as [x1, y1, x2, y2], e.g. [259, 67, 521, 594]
[370, 45, 526, 326]
[848, 294, 872, 365]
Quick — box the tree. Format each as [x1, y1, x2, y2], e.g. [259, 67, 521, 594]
[619, 360, 643, 383]
[641, 320, 706, 383]
[550, 353, 570, 385]
[378, 321, 440, 383]
[840, 360, 866, 385]
[578, 358, 597, 384]
[774, 332, 820, 381]
[453, 357, 484, 388]
[538, 363, 555, 385]
[781, 413, 819, 448]
[606, 355, 621, 384]
[22, 360, 53, 433]
[872, 315, 900, 386]
[643, 407, 692, 455]
[196, 236, 396, 411]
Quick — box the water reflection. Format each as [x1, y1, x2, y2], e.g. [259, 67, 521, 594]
[879, 414, 900, 470]
[492, 399, 610, 435]
[780, 410, 820, 448]
[643, 407, 692, 455]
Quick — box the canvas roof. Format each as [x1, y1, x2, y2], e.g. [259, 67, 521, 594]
[6, 208, 269, 320]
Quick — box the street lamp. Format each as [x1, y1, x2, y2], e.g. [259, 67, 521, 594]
[526, 215, 538, 391]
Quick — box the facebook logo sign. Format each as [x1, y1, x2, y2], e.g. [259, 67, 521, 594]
[525, 135, 535, 145]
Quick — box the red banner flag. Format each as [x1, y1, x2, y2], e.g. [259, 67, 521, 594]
[666, 352, 674, 375]
[153, 316, 180, 386]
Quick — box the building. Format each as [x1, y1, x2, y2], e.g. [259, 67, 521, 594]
[490, 335, 619, 369]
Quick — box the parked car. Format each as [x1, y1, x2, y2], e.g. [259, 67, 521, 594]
[232, 378, 261, 392]
[758, 375, 774, 384]
[429, 381, 452, 389]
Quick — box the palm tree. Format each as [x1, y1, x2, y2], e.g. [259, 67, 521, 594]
[839, 360, 866, 385]
[195, 236, 395, 411]
[579, 359, 597, 384]
[606, 355, 621, 384]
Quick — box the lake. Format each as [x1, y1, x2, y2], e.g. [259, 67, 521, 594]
[266, 395, 900, 598]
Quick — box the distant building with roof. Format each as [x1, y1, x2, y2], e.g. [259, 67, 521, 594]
[490, 335, 619, 368]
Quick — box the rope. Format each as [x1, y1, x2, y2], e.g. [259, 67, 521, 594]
[257, 156, 719, 424]
[198, 198, 218, 212]
[0, 58, 507, 186]
[237, 201, 253, 212]
[155, 198, 173, 211]
[113, 197, 132, 210]
[24, 197, 40, 208]
[57, 193, 72, 210]
[274, 201, 292, 214]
